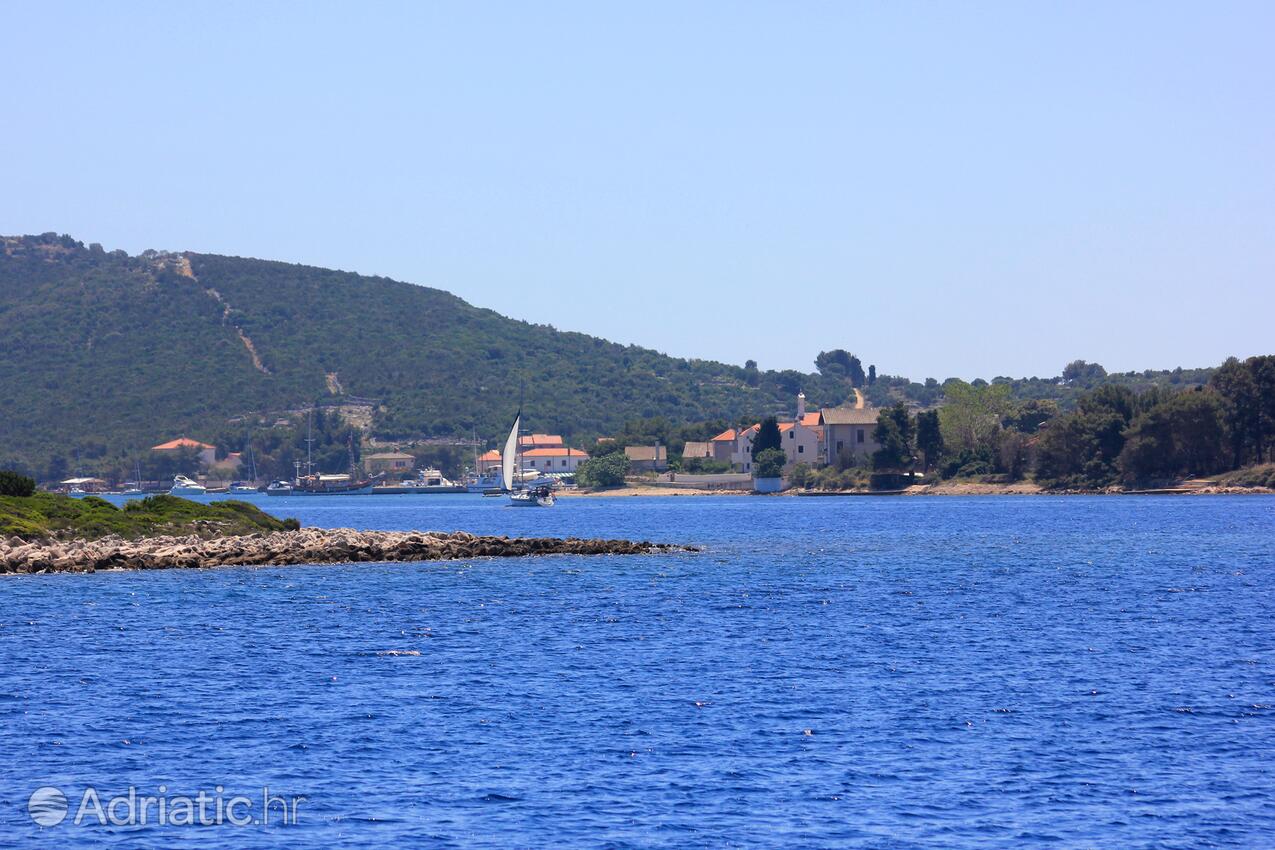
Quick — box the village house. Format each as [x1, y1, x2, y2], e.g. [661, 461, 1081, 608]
[819, 406, 881, 463]
[709, 428, 740, 465]
[518, 433, 564, 450]
[476, 449, 502, 475]
[521, 447, 589, 473]
[709, 393, 827, 473]
[365, 452, 416, 475]
[151, 437, 217, 467]
[625, 445, 668, 472]
[680, 441, 712, 461]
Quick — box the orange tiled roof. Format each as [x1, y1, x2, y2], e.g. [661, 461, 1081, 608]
[152, 438, 215, 451]
[522, 447, 588, 458]
[518, 434, 564, 448]
[710, 429, 737, 442]
[800, 412, 822, 427]
[478, 450, 502, 461]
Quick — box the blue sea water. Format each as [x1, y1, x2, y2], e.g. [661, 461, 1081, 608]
[1, 494, 1273, 848]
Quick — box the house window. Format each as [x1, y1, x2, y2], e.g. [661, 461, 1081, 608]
[857, 429, 865, 443]
[789, 431, 794, 439]
[798, 445, 804, 454]
[836, 441, 843, 452]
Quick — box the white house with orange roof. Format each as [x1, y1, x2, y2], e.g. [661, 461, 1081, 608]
[521, 447, 589, 473]
[476, 449, 503, 474]
[151, 437, 217, 467]
[518, 434, 564, 450]
[710, 393, 827, 473]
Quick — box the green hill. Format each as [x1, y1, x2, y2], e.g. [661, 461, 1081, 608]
[0, 233, 854, 479]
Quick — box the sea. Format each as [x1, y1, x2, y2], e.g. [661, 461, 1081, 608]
[1, 494, 1272, 848]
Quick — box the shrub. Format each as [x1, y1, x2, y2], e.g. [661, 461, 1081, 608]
[576, 453, 631, 488]
[753, 447, 786, 479]
[0, 470, 36, 497]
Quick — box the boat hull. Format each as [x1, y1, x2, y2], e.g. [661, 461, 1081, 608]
[267, 482, 375, 496]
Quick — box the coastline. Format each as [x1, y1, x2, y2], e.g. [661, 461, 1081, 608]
[565, 482, 1274, 497]
[0, 528, 690, 575]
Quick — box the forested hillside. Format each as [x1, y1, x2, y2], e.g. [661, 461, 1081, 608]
[0, 234, 855, 478]
[0, 233, 1240, 483]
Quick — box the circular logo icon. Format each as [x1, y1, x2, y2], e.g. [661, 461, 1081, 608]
[28, 786, 68, 827]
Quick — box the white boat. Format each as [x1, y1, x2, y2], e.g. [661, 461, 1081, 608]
[397, 468, 466, 493]
[510, 485, 555, 507]
[502, 404, 554, 507]
[266, 480, 293, 495]
[121, 462, 146, 495]
[169, 475, 207, 496]
[229, 482, 259, 493]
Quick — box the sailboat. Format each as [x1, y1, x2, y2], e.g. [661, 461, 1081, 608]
[503, 406, 554, 507]
[230, 443, 259, 492]
[121, 461, 147, 496]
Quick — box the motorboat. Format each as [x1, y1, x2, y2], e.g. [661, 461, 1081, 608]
[169, 475, 207, 496]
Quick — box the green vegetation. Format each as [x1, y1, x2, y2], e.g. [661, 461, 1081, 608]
[0, 471, 35, 497]
[0, 234, 864, 481]
[915, 410, 943, 473]
[575, 451, 630, 489]
[751, 418, 782, 461]
[2, 233, 1268, 492]
[0, 492, 298, 540]
[752, 447, 786, 479]
[1215, 464, 1275, 489]
[871, 404, 915, 470]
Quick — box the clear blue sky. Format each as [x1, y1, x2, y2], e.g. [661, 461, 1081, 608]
[4, 2, 1271, 380]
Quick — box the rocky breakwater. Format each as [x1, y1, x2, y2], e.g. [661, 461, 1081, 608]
[0, 528, 690, 575]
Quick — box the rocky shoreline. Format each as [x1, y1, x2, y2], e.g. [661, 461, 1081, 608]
[0, 528, 690, 575]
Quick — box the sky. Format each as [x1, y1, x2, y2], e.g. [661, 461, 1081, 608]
[3, 1, 1272, 380]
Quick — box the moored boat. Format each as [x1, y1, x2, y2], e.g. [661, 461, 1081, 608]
[169, 475, 207, 496]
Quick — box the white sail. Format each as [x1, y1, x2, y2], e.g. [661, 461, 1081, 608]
[501, 412, 520, 491]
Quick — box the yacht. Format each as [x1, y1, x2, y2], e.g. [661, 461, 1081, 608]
[229, 481, 259, 493]
[376, 468, 466, 494]
[170, 475, 207, 496]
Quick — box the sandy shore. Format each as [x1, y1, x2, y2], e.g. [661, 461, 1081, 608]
[0, 528, 690, 575]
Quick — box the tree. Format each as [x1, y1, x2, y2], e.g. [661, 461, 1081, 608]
[751, 417, 782, 460]
[939, 381, 1011, 455]
[872, 404, 914, 470]
[575, 452, 630, 488]
[1212, 356, 1261, 467]
[1117, 391, 1225, 482]
[815, 350, 865, 387]
[867, 365, 877, 386]
[1063, 360, 1107, 384]
[0, 470, 36, 497]
[915, 410, 944, 472]
[1007, 399, 1058, 434]
[1035, 385, 1140, 488]
[753, 447, 787, 479]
